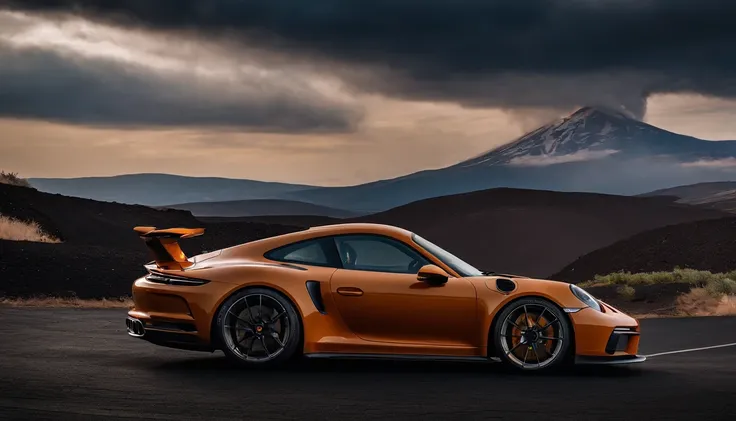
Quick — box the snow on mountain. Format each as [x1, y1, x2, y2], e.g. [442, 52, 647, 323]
[505, 148, 620, 167]
[456, 106, 676, 168]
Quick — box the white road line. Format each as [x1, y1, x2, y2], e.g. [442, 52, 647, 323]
[644, 342, 736, 358]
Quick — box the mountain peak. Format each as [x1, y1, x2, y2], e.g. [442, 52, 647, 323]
[567, 105, 639, 123]
[457, 106, 647, 168]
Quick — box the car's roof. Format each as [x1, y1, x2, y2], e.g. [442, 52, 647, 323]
[304, 223, 413, 238]
[223, 222, 416, 258]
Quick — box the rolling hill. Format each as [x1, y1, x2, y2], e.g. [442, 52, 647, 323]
[28, 173, 317, 206]
[164, 199, 358, 218]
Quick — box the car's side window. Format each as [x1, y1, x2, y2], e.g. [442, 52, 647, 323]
[333, 235, 429, 274]
[265, 239, 335, 267]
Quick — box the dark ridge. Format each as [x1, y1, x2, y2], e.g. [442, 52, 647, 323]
[199, 215, 341, 228]
[640, 181, 736, 214]
[163, 198, 359, 219]
[551, 216, 736, 283]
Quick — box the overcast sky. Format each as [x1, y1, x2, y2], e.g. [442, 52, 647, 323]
[2, 1, 736, 186]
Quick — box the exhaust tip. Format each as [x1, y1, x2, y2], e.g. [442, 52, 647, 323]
[126, 317, 145, 337]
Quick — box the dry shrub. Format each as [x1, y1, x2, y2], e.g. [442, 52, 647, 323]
[715, 295, 736, 316]
[0, 214, 60, 243]
[0, 296, 133, 308]
[675, 288, 736, 316]
[0, 171, 31, 188]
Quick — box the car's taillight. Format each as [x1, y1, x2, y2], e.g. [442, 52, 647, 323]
[145, 273, 209, 286]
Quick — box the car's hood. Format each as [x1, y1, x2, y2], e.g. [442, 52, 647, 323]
[480, 273, 566, 283]
[474, 274, 572, 293]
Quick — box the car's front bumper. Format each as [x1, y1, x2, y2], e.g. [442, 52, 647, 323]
[569, 302, 643, 360]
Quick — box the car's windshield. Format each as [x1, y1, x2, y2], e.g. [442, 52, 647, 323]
[412, 233, 483, 277]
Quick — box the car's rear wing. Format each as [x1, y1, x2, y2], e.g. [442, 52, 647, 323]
[133, 226, 204, 270]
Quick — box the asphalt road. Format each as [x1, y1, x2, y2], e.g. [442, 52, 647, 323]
[0, 308, 734, 420]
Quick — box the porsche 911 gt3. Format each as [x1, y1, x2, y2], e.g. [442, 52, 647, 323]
[125, 223, 644, 371]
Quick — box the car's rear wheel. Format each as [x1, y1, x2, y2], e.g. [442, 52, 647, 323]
[493, 297, 572, 371]
[216, 287, 301, 368]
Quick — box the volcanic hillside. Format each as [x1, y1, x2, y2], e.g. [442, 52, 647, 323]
[350, 188, 728, 277]
[200, 188, 730, 278]
[0, 184, 302, 298]
[641, 182, 736, 214]
[1, 184, 730, 298]
[552, 216, 736, 283]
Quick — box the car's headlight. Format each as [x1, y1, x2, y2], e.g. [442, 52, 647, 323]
[570, 284, 602, 312]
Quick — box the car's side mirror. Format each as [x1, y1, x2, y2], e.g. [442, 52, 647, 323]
[417, 264, 449, 286]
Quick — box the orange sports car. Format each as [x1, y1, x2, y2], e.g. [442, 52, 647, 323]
[126, 223, 644, 371]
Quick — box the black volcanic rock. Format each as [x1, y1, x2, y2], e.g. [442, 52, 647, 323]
[0, 184, 303, 298]
[552, 217, 736, 283]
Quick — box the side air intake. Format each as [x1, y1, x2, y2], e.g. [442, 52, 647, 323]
[496, 278, 516, 293]
[305, 281, 327, 314]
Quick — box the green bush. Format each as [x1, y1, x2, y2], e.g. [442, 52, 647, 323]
[705, 278, 736, 297]
[672, 268, 717, 287]
[582, 268, 736, 290]
[590, 270, 678, 286]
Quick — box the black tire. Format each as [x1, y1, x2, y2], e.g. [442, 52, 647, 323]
[492, 297, 572, 371]
[215, 287, 302, 368]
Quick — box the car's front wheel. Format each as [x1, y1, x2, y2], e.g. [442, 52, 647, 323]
[493, 297, 572, 371]
[216, 287, 301, 368]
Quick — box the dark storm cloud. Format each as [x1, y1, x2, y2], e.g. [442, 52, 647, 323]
[3, 0, 736, 119]
[0, 45, 361, 131]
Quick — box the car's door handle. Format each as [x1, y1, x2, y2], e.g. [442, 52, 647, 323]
[337, 287, 364, 296]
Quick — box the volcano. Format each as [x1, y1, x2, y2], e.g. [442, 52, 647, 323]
[457, 106, 736, 168]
